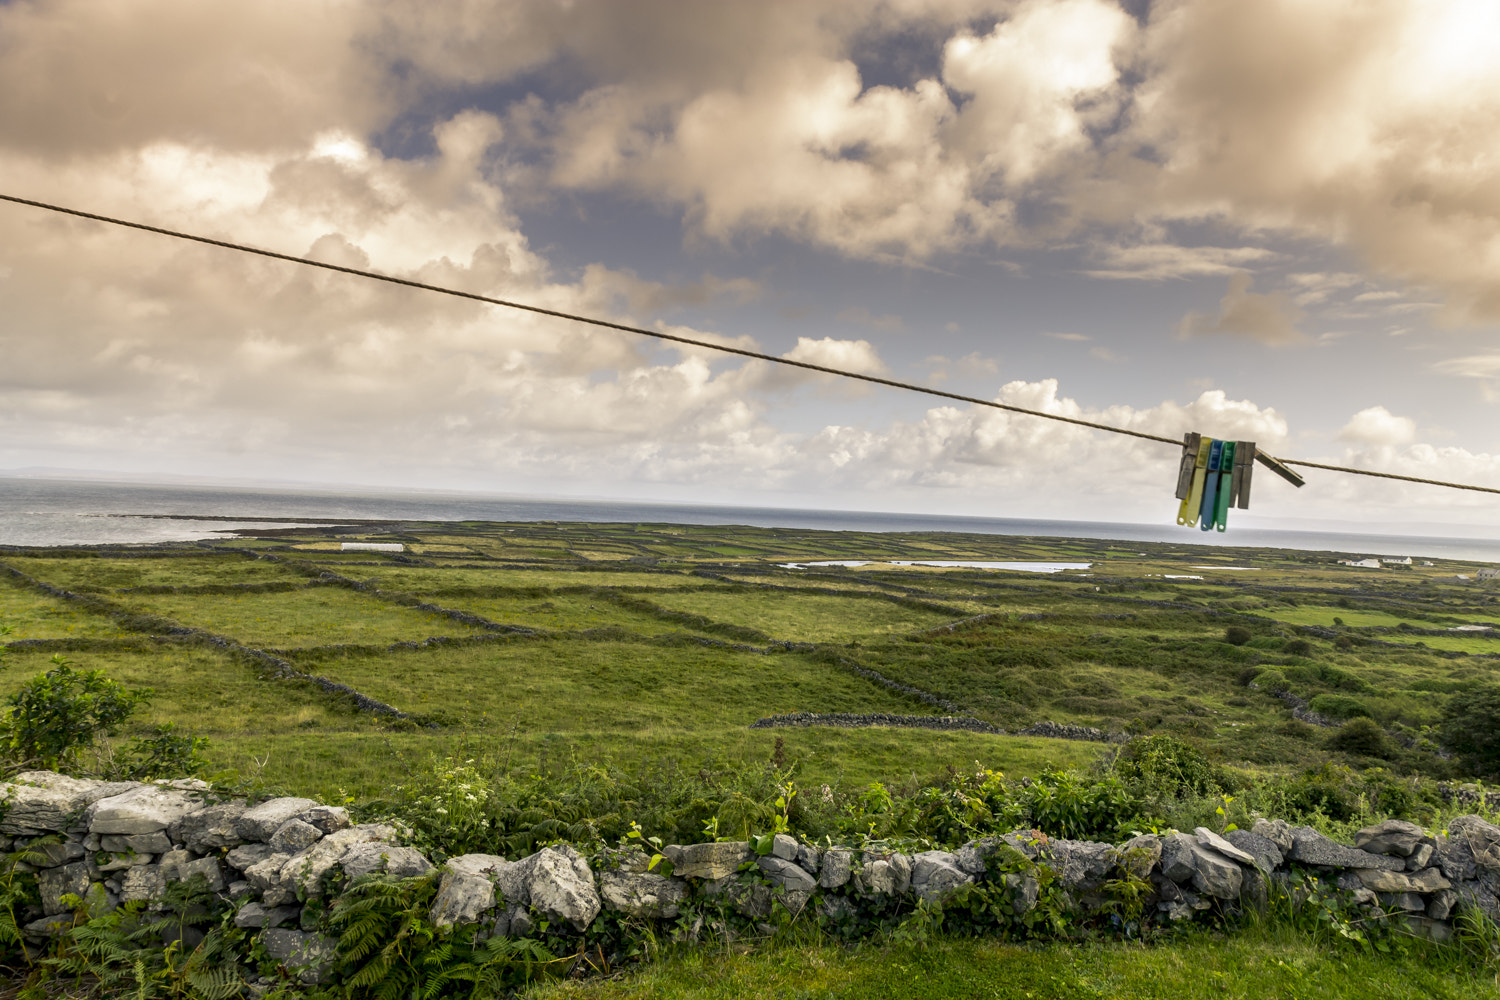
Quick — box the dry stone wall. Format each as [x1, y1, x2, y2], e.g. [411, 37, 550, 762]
[3, 771, 1498, 987]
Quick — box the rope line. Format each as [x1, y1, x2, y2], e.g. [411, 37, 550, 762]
[3, 192, 1496, 499]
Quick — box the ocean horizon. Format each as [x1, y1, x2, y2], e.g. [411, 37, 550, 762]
[2, 474, 1498, 563]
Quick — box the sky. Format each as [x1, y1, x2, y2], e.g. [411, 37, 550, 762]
[2, 0, 1500, 532]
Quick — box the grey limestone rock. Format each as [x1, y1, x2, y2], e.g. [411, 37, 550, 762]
[1002, 872, 1040, 915]
[171, 802, 247, 852]
[1195, 828, 1255, 866]
[796, 844, 821, 875]
[278, 823, 399, 898]
[1115, 835, 1161, 880]
[261, 928, 337, 985]
[1159, 832, 1242, 900]
[663, 841, 753, 880]
[226, 843, 278, 872]
[770, 834, 798, 861]
[1160, 833, 1201, 884]
[166, 856, 226, 892]
[269, 819, 323, 854]
[525, 845, 601, 931]
[1048, 840, 1116, 892]
[23, 913, 75, 937]
[859, 851, 911, 896]
[25, 840, 86, 868]
[97, 852, 153, 872]
[445, 854, 528, 907]
[703, 873, 774, 919]
[297, 805, 351, 836]
[819, 848, 852, 888]
[952, 842, 988, 876]
[86, 784, 204, 836]
[1355, 867, 1450, 894]
[1224, 829, 1282, 872]
[236, 798, 319, 843]
[1251, 818, 1295, 853]
[430, 870, 498, 928]
[339, 843, 432, 882]
[598, 870, 686, 918]
[1406, 843, 1435, 871]
[910, 851, 973, 905]
[1380, 891, 1426, 912]
[101, 831, 171, 854]
[37, 862, 90, 915]
[1286, 827, 1404, 871]
[234, 902, 300, 929]
[1354, 819, 1427, 857]
[757, 856, 816, 892]
[1427, 889, 1458, 920]
[0, 772, 139, 836]
[119, 864, 167, 903]
[245, 853, 295, 896]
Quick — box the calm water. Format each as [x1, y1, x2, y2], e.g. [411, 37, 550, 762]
[2, 476, 1499, 563]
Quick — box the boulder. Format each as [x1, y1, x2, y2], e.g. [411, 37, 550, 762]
[1380, 891, 1426, 912]
[25, 841, 86, 868]
[100, 832, 172, 855]
[1355, 819, 1427, 857]
[1159, 833, 1242, 900]
[1406, 844, 1435, 871]
[1286, 827, 1404, 871]
[757, 856, 816, 892]
[429, 869, 498, 928]
[339, 844, 432, 882]
[1224, 829, 1283, 872]
[525, 845, 601, 931]
[598, 870, 686, 918]
[86, 784, 204, 836]
[1115, 835, 1161, 880]
[236, 798, 319, 842]
[119, 865, 167, 903]
[702, 873, 774, 920]
[36, 862, 90, 915]
[1448, 815, 1500, 872]
[269, 819, 323, 854]
[226, 843, 278, 872]
[952, 842, 988, 876]
[1002, 872, 1040, 915]
[910, 851, 973, 905]
[444, 854, 529, 907]
[796, 844, 821, 876]
[1251, 818, 1295, 853]
[165, 856, 226, 892]
[261, 928, 336, 985]
[0, 773, 139, 835]
[1195, 828, 1255, 866]
[770, 834, 798, 861]
[97, 852, 154, 872]
[858, 851, 911, 895]
[1427, 889, 1458, 921]
[278, 824, 399, 898]
[662, 841, 752, 880]
[1354, 867, 1450, 894]
[170, 802, 247, 852]
[297, 806, 351, 836]
[234, 902, 300, 929]
[819, 848, 852, 888]
[1047, 840, 1116, 893]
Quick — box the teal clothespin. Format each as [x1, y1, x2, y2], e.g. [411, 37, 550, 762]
[1214, 441, 1236, 531]
[1199, 440, 1222, 531]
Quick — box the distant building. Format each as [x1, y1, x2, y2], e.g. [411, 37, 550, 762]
[1421, 561, 1435, 567]
[341, 542, 404, 553]
[1338, 558, 1381, 569]
[1381, 557, 1412, 565]
[1479, 567, 1500, 580]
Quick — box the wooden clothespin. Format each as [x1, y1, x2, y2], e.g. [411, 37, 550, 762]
[1232, 441, 1257, 509]
[1175, 432, 1201, 501]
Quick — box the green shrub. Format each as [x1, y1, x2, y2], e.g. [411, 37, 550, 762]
[1308, 694, 1372, 720]
[1252, 668, 1290, 693]
[0, 657, 147, 773]
[1284, 639, 1312, 657]
[1441, 685, 1500, 779]
[1111, 734, 1227, 799]
[1224, 626, 1252, 646]
[1325, 717, 1391, 759]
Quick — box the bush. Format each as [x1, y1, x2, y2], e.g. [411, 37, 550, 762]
[1111, 734, 1227, 799]
[1224, 626, 1252, 646]
[1308, 694, 1373, 720]
[1252, 668, 1290, 693]
[0, 657, 147, 773]
[1441, 685, 1500, 779]
[1325, 717, 1391, 759]
[1284, 639, 1312, 657]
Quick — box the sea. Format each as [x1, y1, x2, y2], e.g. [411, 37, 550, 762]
[2, 475, 1499, 563]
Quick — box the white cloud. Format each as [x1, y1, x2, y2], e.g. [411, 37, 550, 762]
[1082, 243, 1273, 280]
[1339, 406, 1416, 447]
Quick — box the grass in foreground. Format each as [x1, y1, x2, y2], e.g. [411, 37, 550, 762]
[525, 929, 1500, 1000]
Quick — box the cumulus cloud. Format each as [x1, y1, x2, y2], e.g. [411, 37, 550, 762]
[1339, 406, 1416, 447]
[1176, 274, 1306, 346]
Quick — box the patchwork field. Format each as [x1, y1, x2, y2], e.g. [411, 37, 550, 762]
[3, 520, 1499, 801]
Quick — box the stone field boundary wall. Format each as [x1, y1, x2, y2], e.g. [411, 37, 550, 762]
[3, 771, 1498, 987]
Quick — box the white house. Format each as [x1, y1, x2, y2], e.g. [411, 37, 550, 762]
[1338, 558, 1381, 569]
[1479, 567, 1500, 580]
[341, 542, 404, 553]
[1381, 557, 1412, 565]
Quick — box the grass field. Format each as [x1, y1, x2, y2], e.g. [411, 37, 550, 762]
[3, 521, 1499, 798]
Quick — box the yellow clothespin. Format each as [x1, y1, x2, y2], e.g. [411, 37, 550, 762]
[1176, 436, 1212, 526]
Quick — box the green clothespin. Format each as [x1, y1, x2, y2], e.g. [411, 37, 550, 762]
[1214, 441, 1236, 531]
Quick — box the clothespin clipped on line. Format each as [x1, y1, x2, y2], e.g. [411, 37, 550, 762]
[1173, 433, 1304, 531]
